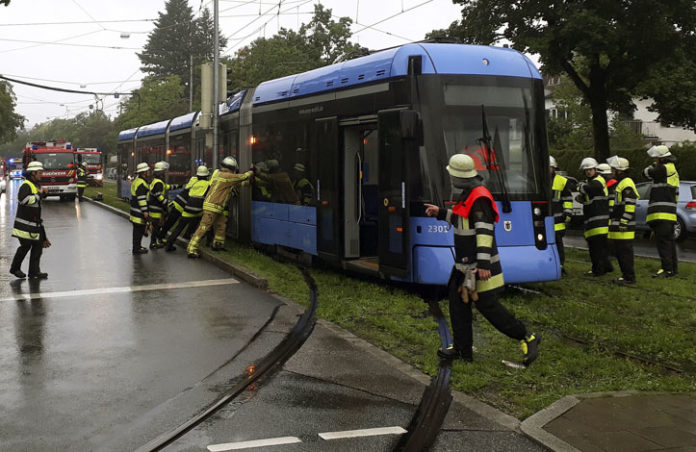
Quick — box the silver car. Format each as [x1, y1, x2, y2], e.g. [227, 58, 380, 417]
[634, 181, 696, 241]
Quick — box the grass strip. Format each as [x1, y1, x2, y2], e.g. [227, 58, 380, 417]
[86, 183, 696, 419]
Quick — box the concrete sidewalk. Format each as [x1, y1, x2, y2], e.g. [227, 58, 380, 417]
[522, 391, 696, 451]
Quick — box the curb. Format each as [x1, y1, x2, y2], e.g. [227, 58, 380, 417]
[83, 196, 524, 434]
[520, 390, 643, 452]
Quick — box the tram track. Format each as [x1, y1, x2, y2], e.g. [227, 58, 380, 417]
[136, 266, 319, 452]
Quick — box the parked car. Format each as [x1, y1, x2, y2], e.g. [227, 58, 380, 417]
[635, 181, 696, 241]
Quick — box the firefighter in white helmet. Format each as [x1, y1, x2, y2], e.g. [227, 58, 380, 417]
[606, 155, 638, 284]
[10, 161, 51, 279]
[424, 154, 540, 367]
[165, 165, 211, 252]
[577, 157, 613, 276]
[130, 162, 151, 254]
[186, 156, 254, 258]
[549, 156, 574, 274]
[147, 161, 171, 249]
[644, 145, 680, 277]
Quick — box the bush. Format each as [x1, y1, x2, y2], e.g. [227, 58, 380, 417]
[551, 144, 696, 181]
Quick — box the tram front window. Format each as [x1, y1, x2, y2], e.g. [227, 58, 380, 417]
[433, 79, 547, 202]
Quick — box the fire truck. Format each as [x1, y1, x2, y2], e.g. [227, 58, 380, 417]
[23, 139, 77, 201]
[75, 147, 103, 186]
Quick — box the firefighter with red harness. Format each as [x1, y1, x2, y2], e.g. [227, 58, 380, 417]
[424, 154, 540, 366]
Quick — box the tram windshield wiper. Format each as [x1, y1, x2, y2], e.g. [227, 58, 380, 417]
[479, 105, 512, 213]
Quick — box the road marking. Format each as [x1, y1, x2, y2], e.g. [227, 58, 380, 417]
[318, 426, 408, 440]
[207, 436, 302, 451]
[1, 278, 239, 302]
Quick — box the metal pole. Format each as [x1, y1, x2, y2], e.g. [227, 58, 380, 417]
[189, 54, 193, 112]
[212, 0, 219, 170]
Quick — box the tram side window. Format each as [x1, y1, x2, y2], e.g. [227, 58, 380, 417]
[252, 122, 312, 206]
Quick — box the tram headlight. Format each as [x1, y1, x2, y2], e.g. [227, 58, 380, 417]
[537, 233, 544, 241]
[533, 207, 542, 217]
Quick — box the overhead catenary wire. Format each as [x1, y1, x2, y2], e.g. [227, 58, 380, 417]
[0, 75, 133, 97]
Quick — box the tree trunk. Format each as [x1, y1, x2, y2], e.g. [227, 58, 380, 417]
[588, 67, 611, 161]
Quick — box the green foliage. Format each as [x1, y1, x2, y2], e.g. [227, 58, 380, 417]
[440, 0, 696, 159]
[226, 4, 366, 90]
[0, 81, 25, 145]
[115, 76, 186, 131]
[137, 0, 225, 102]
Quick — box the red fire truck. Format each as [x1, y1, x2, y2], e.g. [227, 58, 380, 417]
[23, 139, 77, 201]
[75, 147, 103, 186]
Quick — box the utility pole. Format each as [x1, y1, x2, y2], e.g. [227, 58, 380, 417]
[189, 54, 193, 112]
[212, 0, 219, 170]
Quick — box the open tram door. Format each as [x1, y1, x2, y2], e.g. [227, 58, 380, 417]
[377, 109, 422, 278]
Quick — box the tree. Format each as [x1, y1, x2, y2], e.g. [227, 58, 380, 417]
[0, 81, 25, 145]
[138, 0, 226, 103]
[1, 0, 10, 6]
[115, 76, 187, 131]
[226, 4, 366, 90]
[436, 0, 696, 160]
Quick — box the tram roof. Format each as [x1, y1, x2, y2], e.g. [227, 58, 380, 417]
[135, 119, 171, 138]
[252, 43, 541, 105]
[220, 90, 246, 117]
[117, 127, 138, 142]
[169, 112, 197, 132]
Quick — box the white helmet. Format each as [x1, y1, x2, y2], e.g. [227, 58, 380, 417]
[549, 156, 558, 168]
[135, 162, 150, 173]
[647, 145, 671, 158]
[446, 154, 477, 179]
[221, 156, 238, 170]
[579, 157, 598, 170]
[153, 161, 169, 172]
[596, 163, 612, 176]
[606, 155, 629, 171]
[196, 165, 210, 177]
[26, 161, 44, 172]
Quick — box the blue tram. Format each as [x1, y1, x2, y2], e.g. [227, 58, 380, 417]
[117, 42, 560, 285]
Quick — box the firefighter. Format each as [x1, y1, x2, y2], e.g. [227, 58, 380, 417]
[130, 162, 151, 255]
[10, 161, 51, 279]
[165, 165, 210, 252]
[644, 145, 680, 277]
[424, 154, 540, 366]
[607, 156, 638, 284]
[76, 161, 88, 201]
[147, 161, 169, 249]
[291, 163, 314, 205]
[577, 157, 613, 276]
[597, 163, 617, 212]
[186, 157, 254, 258]
[549, 156, 573, 274]
[161, 168, 200, 245]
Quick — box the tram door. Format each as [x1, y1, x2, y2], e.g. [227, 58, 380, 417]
[377, 109, 419, 278]
[315, 117, 341, 262]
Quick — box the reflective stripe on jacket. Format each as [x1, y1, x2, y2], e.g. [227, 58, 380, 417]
[148, 178, 167, 219]
[130, 177, 149, 224]
[646, 162, 679, 223]
[581, 175, 609, 239]
[203, 169, 253, 214]
[77, 167, 88, 188]
[551, 173, 573, 232]
[608, 176, 639, 240]
[12, 179, 42, 240]
[182, 179, 210, 218]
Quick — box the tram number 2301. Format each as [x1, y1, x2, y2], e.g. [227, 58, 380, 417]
[428, 225, 450, 233]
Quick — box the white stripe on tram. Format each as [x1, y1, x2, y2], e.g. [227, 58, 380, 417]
[318, 426, 408, 440]
[1, 278, 239, 302]
[207, 436, 302, 451]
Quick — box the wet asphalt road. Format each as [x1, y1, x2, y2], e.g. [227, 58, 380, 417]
[0, 179, 545, 451]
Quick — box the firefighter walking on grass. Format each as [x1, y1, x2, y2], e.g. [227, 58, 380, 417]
[550, 156, 573, 274]
[424, 154, 540, 366]
[130, 162, 151, 255]
[606, 156, 639, 284]
[186, 156, 253, 258]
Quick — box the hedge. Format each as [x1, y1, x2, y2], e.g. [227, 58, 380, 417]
[551, 143, 696, 182]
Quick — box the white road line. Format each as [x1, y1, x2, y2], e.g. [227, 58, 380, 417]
[207, 436, 302, 451]
[1, 278, 239, 302]
[318, 426, 408, 440]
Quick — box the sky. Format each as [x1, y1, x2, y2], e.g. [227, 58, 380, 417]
[0, 0, 469, 129]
